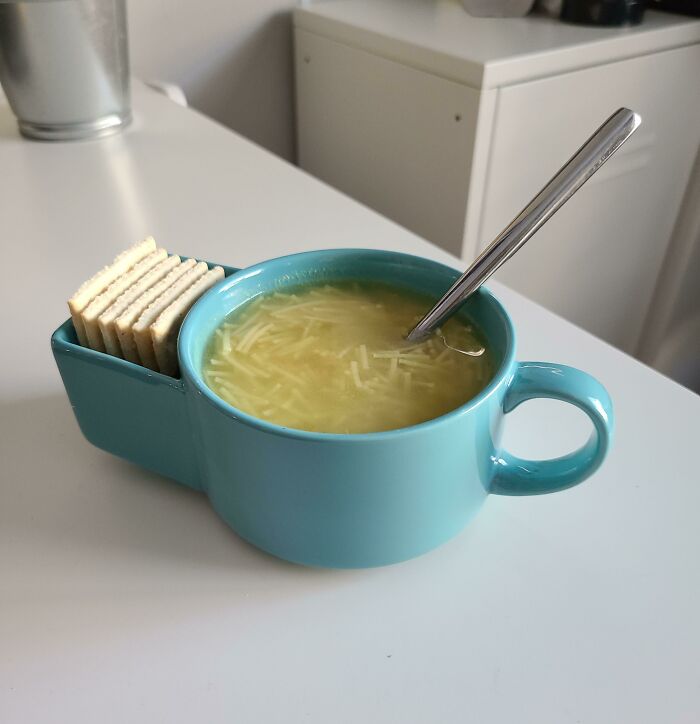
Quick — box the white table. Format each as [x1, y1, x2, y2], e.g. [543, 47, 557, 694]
[1, 82, 699, 724]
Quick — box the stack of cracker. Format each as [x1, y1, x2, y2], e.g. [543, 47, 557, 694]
[68, 237, 224, 377]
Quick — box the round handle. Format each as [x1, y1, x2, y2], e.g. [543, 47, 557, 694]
[490, 362, 614, 496]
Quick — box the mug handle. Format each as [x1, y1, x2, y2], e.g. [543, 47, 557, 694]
[490, 362, 614, 496]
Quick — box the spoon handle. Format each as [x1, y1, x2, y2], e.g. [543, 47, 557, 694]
[406, 107, 641, 343]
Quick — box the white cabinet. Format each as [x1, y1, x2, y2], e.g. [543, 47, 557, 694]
[294, 0, 700, 354]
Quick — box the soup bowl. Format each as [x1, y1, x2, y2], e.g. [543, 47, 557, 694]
[52, 249, 613, 568]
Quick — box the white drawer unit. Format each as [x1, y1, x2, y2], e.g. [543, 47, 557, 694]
[294, 0, 700, 354]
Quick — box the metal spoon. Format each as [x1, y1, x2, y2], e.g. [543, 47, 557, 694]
[406, 107, 642, 344]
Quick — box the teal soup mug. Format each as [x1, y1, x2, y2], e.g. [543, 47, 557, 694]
[52, 249, 614, 568]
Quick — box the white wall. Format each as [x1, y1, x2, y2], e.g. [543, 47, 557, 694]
[128, 0, 298, 161]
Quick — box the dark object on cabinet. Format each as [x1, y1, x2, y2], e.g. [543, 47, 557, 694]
[561, 0, 646, 24]
[649, 0, 700, 16]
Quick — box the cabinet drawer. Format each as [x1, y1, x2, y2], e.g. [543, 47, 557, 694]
[481, 45, 700, 353]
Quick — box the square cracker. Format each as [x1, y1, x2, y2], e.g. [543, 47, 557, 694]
[82, 248, 168, 351]
[68, 237, 156, 346]
[98, 255, 182, 357]
[132, 261, 209, 370]
[151, 267, 225, 377]
[115, 258, 196, 364]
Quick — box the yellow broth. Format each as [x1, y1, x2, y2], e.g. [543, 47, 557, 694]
[203, 282, 493, 433]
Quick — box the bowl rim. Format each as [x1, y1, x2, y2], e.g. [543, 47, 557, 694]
[179, 248, 516, 442]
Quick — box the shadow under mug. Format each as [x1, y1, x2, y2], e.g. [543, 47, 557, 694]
[52, 249, 613, 568]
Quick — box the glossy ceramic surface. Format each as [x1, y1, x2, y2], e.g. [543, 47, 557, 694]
[52, 250, 614, 567]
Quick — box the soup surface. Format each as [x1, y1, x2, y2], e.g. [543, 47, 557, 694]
[203, 282, 493, 433]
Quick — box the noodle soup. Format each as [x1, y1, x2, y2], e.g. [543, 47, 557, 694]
[203, 282, 493, 433]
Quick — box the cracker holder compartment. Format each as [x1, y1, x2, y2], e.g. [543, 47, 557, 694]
[51, 260, 238, 490]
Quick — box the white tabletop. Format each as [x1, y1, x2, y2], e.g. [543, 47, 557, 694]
[294, 0, 700, 88]
[1, 83, 699, 724]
